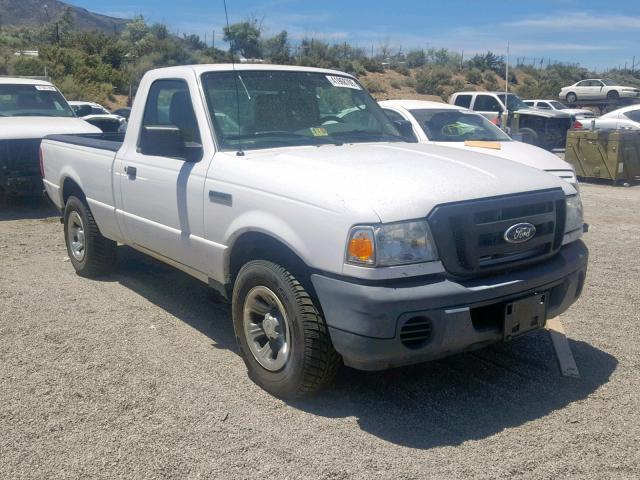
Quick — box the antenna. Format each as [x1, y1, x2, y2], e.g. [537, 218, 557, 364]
[223, 0, 244, 156]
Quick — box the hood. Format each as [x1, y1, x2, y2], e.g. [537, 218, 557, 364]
[0, 117, 101, 140]
[515, 108, 572, 119]
[430, 140, 574, 172]
[228, 142, 573, 223]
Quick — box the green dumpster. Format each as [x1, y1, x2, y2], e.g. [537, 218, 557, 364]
[565, 129, 640, 184]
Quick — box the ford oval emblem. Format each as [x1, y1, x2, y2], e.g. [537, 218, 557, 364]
[504, 223, 536, 244]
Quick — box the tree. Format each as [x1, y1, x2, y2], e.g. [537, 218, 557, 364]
[261, 30, 289, 63]
[223, 19, 262, 58]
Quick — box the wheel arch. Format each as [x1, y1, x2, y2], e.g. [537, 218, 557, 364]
[227, 230, 311, 287]
[60, 174, 86, 206]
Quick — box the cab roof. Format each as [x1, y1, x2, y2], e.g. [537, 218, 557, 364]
[0, 77, 54, 86]
[151, 63, 357, 79]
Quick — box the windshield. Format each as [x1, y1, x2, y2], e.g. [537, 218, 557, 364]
[410, 108, 511, 142]
[496, 93, 529, 111]
[549, 101, 568, 110]
[601, 79, 617, 86]
[0, 84, 74, 117]
[201, 70, 405, 151]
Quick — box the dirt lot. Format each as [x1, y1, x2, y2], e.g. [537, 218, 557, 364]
[1, 183, 639, 479]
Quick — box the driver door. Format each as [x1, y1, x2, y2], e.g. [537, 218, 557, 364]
[116, 77, 212, 271]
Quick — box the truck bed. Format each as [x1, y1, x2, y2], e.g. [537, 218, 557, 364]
[44, 132, 125, 152]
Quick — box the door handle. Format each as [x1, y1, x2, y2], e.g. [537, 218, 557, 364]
[125, 166, 137, 179]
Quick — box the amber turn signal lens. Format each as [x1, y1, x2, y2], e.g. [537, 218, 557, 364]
[348, 233, 374, 262]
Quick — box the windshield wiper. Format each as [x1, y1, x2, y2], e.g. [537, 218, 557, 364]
[329, 130, 406, 142]
[227, 131, 323, 140]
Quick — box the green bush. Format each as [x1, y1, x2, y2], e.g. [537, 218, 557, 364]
[465, 68, 482, 85]
[415, 66, 453, 96]
[362, 77, 386, 93]
[10, 57, 45, 76]
[403, 76, 417, 88]
[483, 71, 499, 90]
[389, 79, 402, 89]
[362, 58, 385, 73]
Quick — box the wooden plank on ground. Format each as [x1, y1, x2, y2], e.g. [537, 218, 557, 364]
[546, 317, 581, 378]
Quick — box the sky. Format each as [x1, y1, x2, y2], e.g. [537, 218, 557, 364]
[71, 0, 640, 71]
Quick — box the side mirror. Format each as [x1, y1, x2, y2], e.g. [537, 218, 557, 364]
[393, 120, 417, 141]
[139, 125, 202, 162]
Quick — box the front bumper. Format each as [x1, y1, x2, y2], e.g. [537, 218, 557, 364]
[311, 240, 588, 371]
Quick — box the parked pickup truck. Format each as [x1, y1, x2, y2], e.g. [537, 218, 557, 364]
[42, 65, 588, 398]
[450, 91, 573, 151]
[0, 77, 99, 197]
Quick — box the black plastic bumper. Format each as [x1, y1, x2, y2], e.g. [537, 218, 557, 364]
[311, 240, 588, 371]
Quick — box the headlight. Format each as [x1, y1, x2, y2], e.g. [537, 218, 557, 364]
[346, 220, 438, 267]
[565, 194, 584, 233]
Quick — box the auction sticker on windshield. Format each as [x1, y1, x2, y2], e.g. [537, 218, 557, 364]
[34, 85, 57, 91]
[326, 75, 361, 89]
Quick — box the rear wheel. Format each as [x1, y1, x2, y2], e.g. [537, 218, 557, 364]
[232, 260, 340, 398]
[63, 196, 117, 277]
[607, 90, 619, 100]
[566, 92, 577, 104]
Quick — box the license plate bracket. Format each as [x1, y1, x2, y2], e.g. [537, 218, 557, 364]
[503, 292, 548, 341]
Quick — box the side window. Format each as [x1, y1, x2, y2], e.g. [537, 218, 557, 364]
[624, 110, 640, 123]
[453, 94, 472, 108]
[538, 102, 551, 110]
[473, 95, 502, 112]
[382, 108, 406, 123]
[141, 79, 201, 146]
[576, 80, 588, 87]
[524, 101, 534, 107]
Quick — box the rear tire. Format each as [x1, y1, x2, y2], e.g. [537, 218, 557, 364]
[607, 90, 619, 100]
[566, 92, 577, 104]
[232, 260, 340, 398]
[63, 196, 117, 277]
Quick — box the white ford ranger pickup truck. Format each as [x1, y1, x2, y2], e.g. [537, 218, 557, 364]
[41, 65, 588, 398]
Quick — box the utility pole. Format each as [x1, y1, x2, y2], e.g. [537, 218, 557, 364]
[212, 30, 215, 48]
[632, 56, 636, 72]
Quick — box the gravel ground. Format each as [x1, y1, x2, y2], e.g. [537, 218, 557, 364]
[1, 183, 639, 479]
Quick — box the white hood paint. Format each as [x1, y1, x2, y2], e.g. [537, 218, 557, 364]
[0, 117, 100, 140]
[430, 140, 574, 172]
[228, 142, 572, 223]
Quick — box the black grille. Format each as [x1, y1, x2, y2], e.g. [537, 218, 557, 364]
[399, 316, 433, 349]
[428, 189, 566, 278]
[0, 139, 41, 174]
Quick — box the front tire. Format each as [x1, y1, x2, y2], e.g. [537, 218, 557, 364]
[232, 260, 340, 398]
[566, 92, 577, 104]
[63, 196, 117, 277]
[607, 90, 619, 100]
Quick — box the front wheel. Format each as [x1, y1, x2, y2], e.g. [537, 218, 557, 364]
[566, 92, 577, 104]
[64, 196, 117, 277]
[607, 90, 619, 100]
[232, 260, 340, 398]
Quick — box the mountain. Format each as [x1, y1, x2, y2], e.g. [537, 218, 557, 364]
[0, 0, 129, 33]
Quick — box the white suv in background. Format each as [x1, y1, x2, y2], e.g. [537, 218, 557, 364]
[559, 79, 640, 103]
